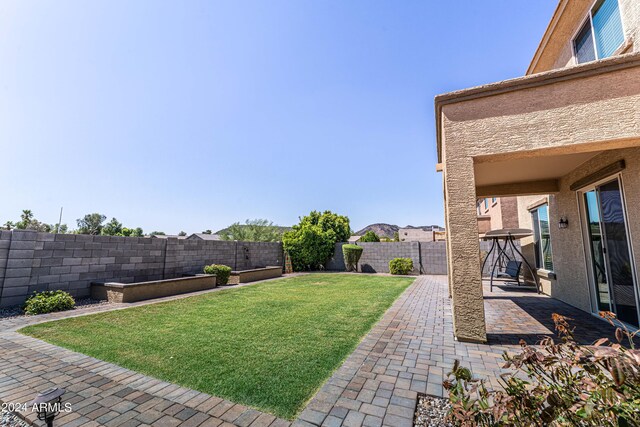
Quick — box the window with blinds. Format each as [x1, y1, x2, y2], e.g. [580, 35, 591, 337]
[575, 21, 596, 64]
[593, 0, 625, 58]
[573, 0, 624, 65]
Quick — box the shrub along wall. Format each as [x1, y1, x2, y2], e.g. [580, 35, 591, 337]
[0, 230, 282, 307]
[326, 240, 513, 275]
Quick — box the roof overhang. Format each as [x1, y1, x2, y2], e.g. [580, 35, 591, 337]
[527, 0, 569, 75]
[434, 52, 640, 165]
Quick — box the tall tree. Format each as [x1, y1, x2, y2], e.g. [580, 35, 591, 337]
[178, 231, 187, 236]
[120, 227, 144, 237]
[13, 210, 52, 232]
[76, 213, 107, 235]
[283, 210, 351, 271]
[359, 230, 380, 242]
[102, 218, 123, 236]
[219, 219, 285, 242]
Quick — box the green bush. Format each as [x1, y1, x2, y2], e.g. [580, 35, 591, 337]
[359, 231, 380, 242]
[23, 290, 75, 315]
[342, 244, 363, 272]
[283, 210, 351, 271]
[389, 258, 413, 275]
[203, 264, 232, 285]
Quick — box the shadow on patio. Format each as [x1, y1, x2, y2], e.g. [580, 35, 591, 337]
[483, 280, 638, 347]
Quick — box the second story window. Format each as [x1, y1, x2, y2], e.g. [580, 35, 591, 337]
[574, 0, 624, 64]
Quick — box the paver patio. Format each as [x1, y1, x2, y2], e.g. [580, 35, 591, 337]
[296, 275, 628, 427]
[0, 274, 627, 426]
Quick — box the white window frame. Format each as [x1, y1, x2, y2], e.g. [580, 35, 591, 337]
[571, 0, 626, 65]
[530, 203, 554, 272]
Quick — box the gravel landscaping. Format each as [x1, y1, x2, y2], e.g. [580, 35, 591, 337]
[0, 409, 29, 427]
[0, 298, 111, 321]
[414, 394, 452, 427]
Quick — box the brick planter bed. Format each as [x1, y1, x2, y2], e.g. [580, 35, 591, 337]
[227, 266, 282, 285]
[90, 275, 217, 303]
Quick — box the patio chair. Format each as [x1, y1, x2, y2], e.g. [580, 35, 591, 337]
[495, 260, 522, 286]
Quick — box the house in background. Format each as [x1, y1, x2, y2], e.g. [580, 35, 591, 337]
[436, 0, 640, 343]
[399, 225, 446, 242]
[476, 197, 519, 234]
[188, 233, 221, 241]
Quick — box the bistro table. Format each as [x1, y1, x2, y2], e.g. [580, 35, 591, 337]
[481, 228, 541, 294]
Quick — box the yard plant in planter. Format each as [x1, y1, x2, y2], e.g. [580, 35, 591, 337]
[389, 258, 413, 275]
[23, 290, 75, 315]
[342, 244, 363, 272]
[204, 264, 232, 285]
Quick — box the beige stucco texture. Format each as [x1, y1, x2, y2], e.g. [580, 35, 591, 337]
[437, 53, 640, 342]
[529, 0, 639, 74]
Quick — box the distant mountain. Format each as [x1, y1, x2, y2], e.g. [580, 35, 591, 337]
[355, 223, 444, 239]
[354, 223, 399, 239]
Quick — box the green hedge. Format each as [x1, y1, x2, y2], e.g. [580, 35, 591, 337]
[389, 258, 413, 275]
[23, 290, 75, 315]
[342, 244, 363, 272]
[204, 264, 232, 285]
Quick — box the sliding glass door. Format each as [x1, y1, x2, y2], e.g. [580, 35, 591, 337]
[583, 178, 638, 327]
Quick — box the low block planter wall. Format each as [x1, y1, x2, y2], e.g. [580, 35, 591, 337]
[91, 275, 217, 303]
[227, 266, 282, 285]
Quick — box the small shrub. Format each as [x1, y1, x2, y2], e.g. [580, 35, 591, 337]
[389, 258, 413, 275]
[444, 312, 640, 427]
[23, 290, 75, 315]
[359, 231, 380, 242]
[203, 264, 232, 285]
[342, 244, 363, 272]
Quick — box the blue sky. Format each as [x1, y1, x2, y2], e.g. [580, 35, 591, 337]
[0, 1, 557, 234]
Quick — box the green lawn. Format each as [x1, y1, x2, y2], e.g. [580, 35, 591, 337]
[20, 273, 413, 419]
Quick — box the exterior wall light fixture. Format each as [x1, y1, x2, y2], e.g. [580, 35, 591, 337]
[558, 216, 569, 229]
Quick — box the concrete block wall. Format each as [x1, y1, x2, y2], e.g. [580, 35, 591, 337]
[326, 242, 421, 274]
[242, 241, 284, 270]
[163, 240, 283, 277]
[0, 230, 283, 307]
[163, 239, 237, 278]
[326, 243, 346, 271]
[420, 242, 448, 275]
[0, 231, 11, 302]
[325, 240, 518, 276]
[357, 242, 420, 274]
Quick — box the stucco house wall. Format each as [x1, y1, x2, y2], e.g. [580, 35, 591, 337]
[436, 54, 640, 342]
[529, 0, 639, 74]
[548, 148, 640, 313]
[477, 197, 520, 233]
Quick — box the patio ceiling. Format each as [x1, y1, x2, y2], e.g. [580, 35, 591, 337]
[473, 151, 601, 197]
